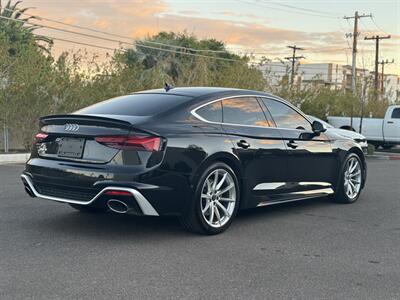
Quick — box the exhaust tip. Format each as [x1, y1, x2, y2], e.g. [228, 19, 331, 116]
[107, 199, 129, 214]
[24, 186, 35, 198]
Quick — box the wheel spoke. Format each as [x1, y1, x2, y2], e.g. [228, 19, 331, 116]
[208, 204, 215, 223]
[350, 159, 358, 173]
[349, 180, 355, 189]
[216, 183, 234, 196]
[350, 170, 361, 177]
[348, 181, 355, 196]
[206, 179, 212, 193]
[219, 197, 235, 203]
[202, 200, 210, 213]
[201, 194, 211, 199]
[214, 204, 222, 225]
[345, 180, 352, 195]
[212, 170, 219, 191]
[347, 185, 352, 196]
[347, 160, 352, 173]
[215, 172, 227, 190]
[216, 201, 230, 218]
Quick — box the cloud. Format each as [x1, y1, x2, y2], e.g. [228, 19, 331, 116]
[93, 19, 111, 29]
[21, 0, 399, 73]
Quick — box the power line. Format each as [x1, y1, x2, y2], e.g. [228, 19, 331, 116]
[2, 6, 354, 61]
[37, 35, 125, 52]
[1, 7, 234, 55]
[236, 0, 340, 19]
[370, 16, 391, 36]
[0, 15, 244, 63]
[359, 18, 375, 37]
[259, 0, 342, 18]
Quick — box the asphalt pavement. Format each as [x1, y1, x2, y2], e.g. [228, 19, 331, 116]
[0, 159, 399, 300]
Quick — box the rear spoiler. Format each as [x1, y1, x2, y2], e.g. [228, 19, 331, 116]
[39, 114, 154, 135]
[39, 114, 132, 129]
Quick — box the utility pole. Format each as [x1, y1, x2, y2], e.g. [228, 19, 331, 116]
[364, 35, 391, 92]
[344, 12, 372, 95]
[377, 59, 394, 94]
[285, 45, 305, 86]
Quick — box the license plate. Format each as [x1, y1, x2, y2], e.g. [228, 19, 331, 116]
[57, 138, 85, 158]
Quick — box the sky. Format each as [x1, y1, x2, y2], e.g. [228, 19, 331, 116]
[20, 0, 400, 75]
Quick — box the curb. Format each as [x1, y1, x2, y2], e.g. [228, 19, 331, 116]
[366, 154, 400, 160]
[0, 153, 30, 164]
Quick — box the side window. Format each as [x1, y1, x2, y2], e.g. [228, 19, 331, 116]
[391, 108, 400, 119]
[262, 98, 312, 131]
[222, 97, 270, 127]
[195, 101, 222, 122]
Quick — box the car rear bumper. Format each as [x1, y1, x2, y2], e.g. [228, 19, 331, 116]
[22, 157, 192, 216]
[21, 173, 159, 216]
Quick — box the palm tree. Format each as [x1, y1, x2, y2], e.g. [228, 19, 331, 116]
[0, 0, 53, 53]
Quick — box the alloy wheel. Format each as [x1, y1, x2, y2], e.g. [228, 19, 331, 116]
[343, 157, 362, 200]
[200, 168, 237, 228]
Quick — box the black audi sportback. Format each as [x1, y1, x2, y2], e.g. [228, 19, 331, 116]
[21, 87, 367, 234]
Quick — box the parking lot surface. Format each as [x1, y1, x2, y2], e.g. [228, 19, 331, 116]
[0, 159, 399, 299]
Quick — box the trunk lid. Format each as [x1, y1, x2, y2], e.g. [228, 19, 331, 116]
[35, 114, 162, 164]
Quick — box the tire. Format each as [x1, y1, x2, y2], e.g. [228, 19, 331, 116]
[332, 153, 364, 204]
[179, 162, 240, 235]
[382, 145, 393, 150]
[68, 203, 107, 213]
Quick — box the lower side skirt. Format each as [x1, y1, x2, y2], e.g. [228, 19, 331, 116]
[256, 187, 334, 207]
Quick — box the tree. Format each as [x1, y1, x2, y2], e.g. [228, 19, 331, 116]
[118, 31, 247, 84]
[0, 0, 52, 53]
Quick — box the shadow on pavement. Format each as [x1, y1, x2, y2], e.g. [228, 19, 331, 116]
[28, 196, 335, 240]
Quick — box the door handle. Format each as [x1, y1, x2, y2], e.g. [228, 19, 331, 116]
[287, 141, 298, 149]
[237, 140, 250, 149]
[387, 121, 394, 124]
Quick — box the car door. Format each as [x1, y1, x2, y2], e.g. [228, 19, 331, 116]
[260, 97, 338, 195]
[383, 107, 400, 143]
[219, 97, 288, 207]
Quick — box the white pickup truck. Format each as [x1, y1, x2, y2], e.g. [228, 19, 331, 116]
[327, 105, 400, 149]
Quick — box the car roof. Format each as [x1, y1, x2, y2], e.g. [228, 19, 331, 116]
[134, 87, 274, 98]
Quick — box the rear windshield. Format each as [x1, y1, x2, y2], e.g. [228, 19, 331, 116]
[75, 93, 191, 116]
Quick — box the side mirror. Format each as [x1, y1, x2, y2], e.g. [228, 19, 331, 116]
[312, 120, 327, 134]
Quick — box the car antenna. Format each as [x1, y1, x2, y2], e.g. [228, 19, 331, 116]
[164, 82, 174, 92]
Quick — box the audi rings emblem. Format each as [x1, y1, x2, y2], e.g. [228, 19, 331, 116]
[64, 123, 80, 131]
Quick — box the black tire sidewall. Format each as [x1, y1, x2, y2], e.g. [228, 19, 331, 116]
[193, 162, 240, 234]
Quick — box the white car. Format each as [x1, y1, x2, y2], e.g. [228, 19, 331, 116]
[307, 115, 368, 153]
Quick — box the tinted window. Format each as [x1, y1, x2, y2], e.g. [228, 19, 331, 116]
[222, 97, 270, 127]
[262, 98, 311, 130]
[196, 101, 222, 122]
[75, 94, 191, 116]
[391, 108, 400, 119]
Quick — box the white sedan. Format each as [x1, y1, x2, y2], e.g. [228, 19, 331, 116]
[307, 115, 368, 153]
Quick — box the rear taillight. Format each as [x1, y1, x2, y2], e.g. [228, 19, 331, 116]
[35, 132, 48, 142]
[95, 135, 161, 152]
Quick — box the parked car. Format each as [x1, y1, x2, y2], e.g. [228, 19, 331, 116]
[327, 105, 400, 149]
[307, 115, 368, 153]
[21, 87, 367, 234]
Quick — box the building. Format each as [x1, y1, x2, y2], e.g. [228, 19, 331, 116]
[259, 62, 399, 102]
